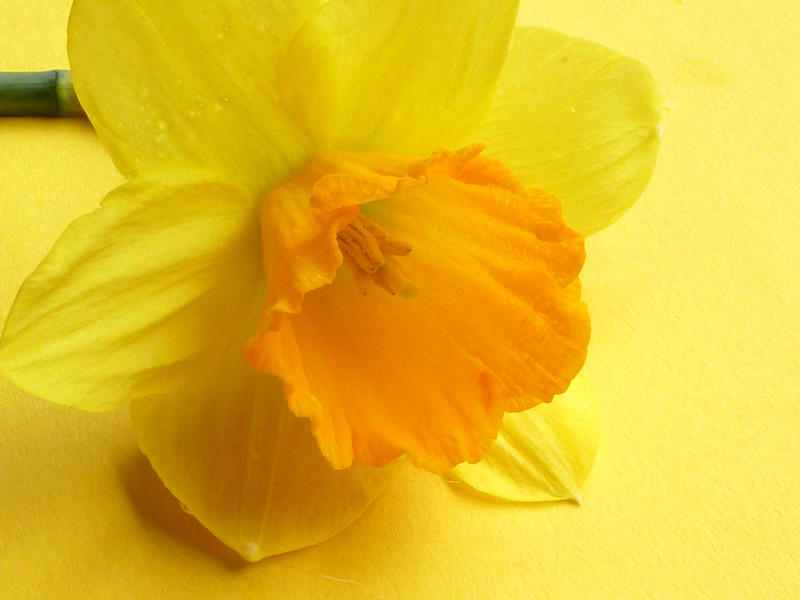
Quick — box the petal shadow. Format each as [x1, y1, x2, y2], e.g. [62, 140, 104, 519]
[116, 451, 248, 569]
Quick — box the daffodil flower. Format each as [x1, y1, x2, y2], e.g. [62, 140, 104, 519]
[0, 0, 660, 560]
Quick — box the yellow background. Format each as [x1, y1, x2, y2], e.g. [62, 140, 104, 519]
[2, 0, 798, 598]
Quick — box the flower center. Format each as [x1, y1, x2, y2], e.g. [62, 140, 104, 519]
[337, 214, 414, 295]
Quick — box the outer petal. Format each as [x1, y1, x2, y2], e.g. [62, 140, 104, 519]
[450, 376, 599, 502]
[131, 344, 398, 562]
[67, 0, 320, 191]
[278, 0, 519, 154]
[247, 148, 590, 473]
[471, 27, 661, 235]
[0, 169, 261, 411]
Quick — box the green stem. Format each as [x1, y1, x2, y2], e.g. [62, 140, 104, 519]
[0, 70, 85, 117]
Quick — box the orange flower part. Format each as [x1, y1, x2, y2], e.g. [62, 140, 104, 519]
[245, 144, 590, 473]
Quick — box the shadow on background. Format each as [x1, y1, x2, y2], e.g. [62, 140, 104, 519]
[0, 114, 96, 135]
[117, 451, 248, 570]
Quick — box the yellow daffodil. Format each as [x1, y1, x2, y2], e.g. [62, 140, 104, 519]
[0, 0, 659, 560]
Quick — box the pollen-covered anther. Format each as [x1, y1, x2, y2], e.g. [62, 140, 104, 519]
[337, 214, 414, 296]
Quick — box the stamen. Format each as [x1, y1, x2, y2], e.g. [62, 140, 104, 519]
[337, 215, 413, 295]
[337, 218, 385, 274]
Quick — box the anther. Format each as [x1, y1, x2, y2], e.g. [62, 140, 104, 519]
[337, 215, 413, 295]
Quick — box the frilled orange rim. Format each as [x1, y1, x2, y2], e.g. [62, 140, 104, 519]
[244, 144, 591, 473]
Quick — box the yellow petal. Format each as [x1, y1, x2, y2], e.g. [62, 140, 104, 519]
[131, 340, 398, 561]
[471, 27, 661, 235]
[246, 146, 590, 473]
[0, 168, 261, 411]
[67, 0, 320, 191]
[278, 0, 519, 154]
[450, 375, 599, 502]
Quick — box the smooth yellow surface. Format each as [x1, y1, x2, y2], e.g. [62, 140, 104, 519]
[1, 0, 798, 598]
